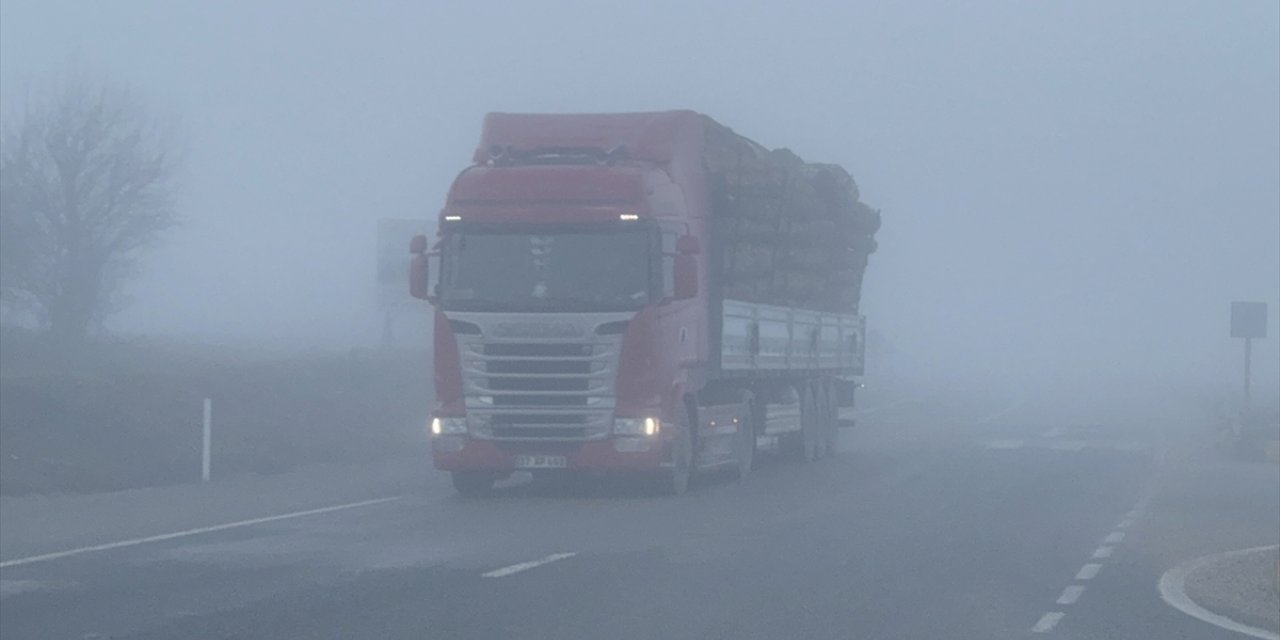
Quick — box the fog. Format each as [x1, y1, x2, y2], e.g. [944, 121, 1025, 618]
[2, 0, 1277, 398]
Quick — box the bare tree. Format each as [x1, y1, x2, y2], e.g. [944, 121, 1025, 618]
[0, 77, 179, 343]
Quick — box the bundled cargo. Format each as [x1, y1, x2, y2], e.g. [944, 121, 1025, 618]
[702, 117, 880, 313]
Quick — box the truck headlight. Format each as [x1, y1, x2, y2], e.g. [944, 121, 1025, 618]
[430, 417, 467, 436]
[613, 417, 660, 436]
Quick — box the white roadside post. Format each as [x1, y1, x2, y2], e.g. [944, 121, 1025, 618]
[202, 398, 212, 482]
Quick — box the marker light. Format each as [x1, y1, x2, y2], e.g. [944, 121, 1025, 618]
[619, 213, 640, 221]
[444, 215, 462, 222]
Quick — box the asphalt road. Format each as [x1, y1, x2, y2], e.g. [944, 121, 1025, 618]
[0, 389, 1262, 639]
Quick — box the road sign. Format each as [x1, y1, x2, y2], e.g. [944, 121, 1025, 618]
[1229, 301, 1268, 414]
[1230, 302, 1267, 339]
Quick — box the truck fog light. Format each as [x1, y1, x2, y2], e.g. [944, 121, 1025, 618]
[614, 417, 661, 436]
[430, 417, 468, 436]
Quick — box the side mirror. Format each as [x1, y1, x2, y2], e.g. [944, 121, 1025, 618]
[674, 254, 698, 300]
[409, 255, 431, 301]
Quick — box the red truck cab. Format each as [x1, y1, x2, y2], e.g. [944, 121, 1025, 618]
[412, 111, 869, 496]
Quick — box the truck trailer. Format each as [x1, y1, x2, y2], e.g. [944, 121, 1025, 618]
[410, 111, 880, 496]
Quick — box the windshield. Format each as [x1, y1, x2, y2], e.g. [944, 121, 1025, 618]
[439, 229, 653, 312]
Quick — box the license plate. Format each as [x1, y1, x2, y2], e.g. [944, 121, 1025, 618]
[514, 455, 567, 469]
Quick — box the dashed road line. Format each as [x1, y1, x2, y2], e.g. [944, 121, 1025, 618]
[1075, 563, 1102, 580]
[1050, 441, 1087, 452]
[0, 496, 402, 569]
[482, 552, 577, 578]
[1031, 499, 1141, 633]
[1055, 585, 1085, 605]
[1032, 612, 1065, 633]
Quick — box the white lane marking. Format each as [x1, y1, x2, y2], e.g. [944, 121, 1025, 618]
[1050, 440, 1086, 451]
[1104, 531, 1125, 544]
[1056, 585, 1085, 605]
[973, 399, 1026, 425]
[1110, 441, 1149, 451]
[1158, 545, 1280, 640]
[1032, 612, 1065, 633]
[1092, 546, 1115, 559]
[481, 552, 577, 579]
[1042, 427, 1066, 438]
[1117, 518, 1134, 529]
[1075, 563, 1102, 580]
[0, 496, 402, 569]
[986, 440, 1024, 450]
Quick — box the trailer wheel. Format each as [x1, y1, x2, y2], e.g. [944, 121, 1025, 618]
[451, 471, 496, 498]
[733, 394, 757, 481]
[659, 406, 694, 496]
[820, 381, 839, 457]
[804, 384, 823, 461]
[785, 384, 821, 462]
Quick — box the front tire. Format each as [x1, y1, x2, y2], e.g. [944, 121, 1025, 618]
[659, 407, 695, 496]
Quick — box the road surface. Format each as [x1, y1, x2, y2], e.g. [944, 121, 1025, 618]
[0, 388, 1268, 639]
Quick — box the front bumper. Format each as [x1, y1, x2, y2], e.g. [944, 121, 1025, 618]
[431, 436, 671, 472]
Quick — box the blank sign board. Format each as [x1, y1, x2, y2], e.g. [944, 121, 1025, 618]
[1230, 301, 1267, 339]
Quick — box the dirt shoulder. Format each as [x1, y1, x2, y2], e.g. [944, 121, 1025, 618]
[0, 332, 433, 496]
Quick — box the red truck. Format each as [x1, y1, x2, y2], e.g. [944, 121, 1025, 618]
[410, 111, 880, 496]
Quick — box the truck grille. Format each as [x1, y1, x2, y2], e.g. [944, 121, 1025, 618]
[460, 338, 621, 441]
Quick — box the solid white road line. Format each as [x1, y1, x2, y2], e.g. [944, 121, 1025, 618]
[482, 552, 577, 579]
[986, 440, 1024, 450]
[0, 496, 402, 569]
[1092, 546, 1115, 559]
[1104, 531, 1125, 544]
[1032, 612, 1065, 633]
[1158, 545, 1280, 640]
[1056, 585, 1085, 605]
[1075, 563, 1102, 580]
[1050, 441, 1086, 451]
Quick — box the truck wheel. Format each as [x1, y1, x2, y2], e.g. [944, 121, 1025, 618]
[659, 408, 694, 495]
[820, 382, 839, 457]
[451, 471, 496, 498]
[733, 397, 756, 481]
[786, 384, 820, 462]
[804, 385, 823, 461]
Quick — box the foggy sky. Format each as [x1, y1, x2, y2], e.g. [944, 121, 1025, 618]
[2, 1, 1277, 396]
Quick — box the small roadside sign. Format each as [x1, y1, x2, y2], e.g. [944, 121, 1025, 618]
[1230, 302, 1267, 339]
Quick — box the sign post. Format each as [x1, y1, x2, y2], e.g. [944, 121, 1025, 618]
[1230, 301, 1268, 416]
